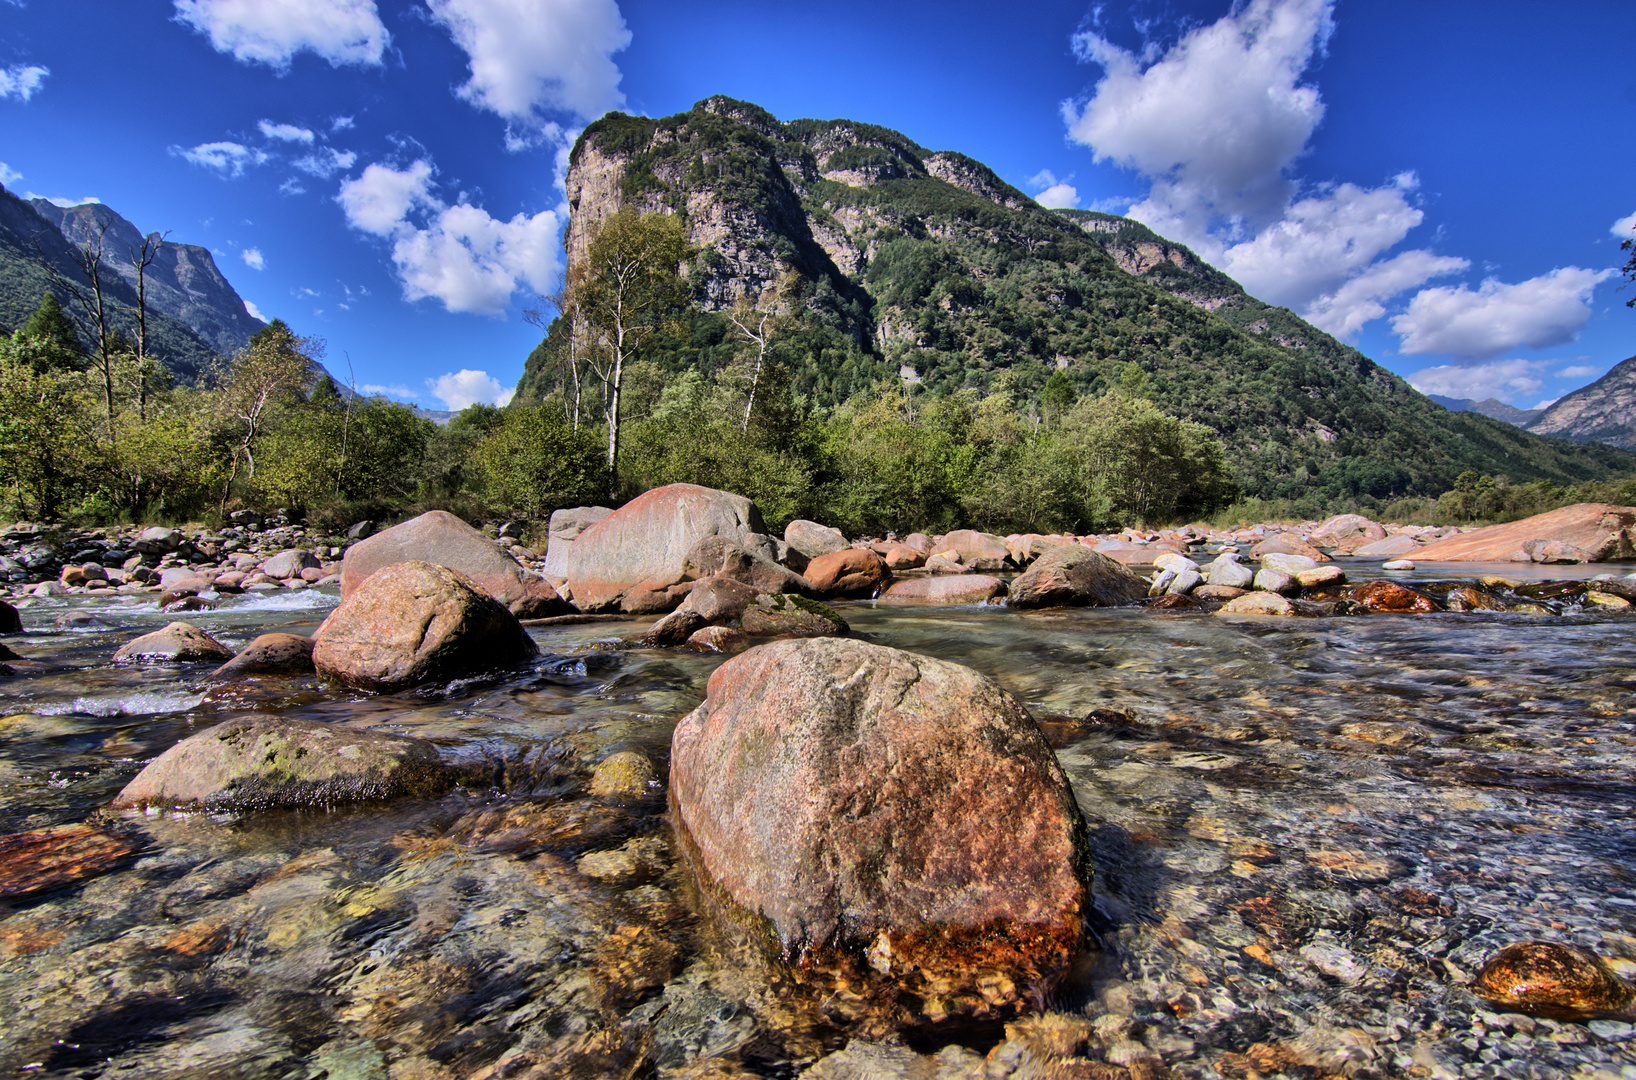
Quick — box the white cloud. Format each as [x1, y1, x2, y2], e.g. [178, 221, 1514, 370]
[1612, 212, 1636, 239]
[258, 120, 315, 143]
[243, 299, 268, 322]
[332, 115, 356, 131]
[1028, 169, 1080, 210]
[1060, 0, 1476, 341]
[426, 0, 630, 141]
[174, 140, 269, 177]
[279, 177, 307, 196]
[32, 194, 100, 208]
[338, 158, 566, 314]
[337, 160, 436, 236]
[1408, 359, 1547, 404]
[1302, 247, 1469, 338]
[361, 383, 418, 401]
[1532, 397, 1559, 411]
[173, 0, 390, 69]
[1393, 267, 1615, 357]
[294, 147, 358, 178]
[1557, 364, 1600, 380]
[427, 369, 514, 410]
[0, 64, 49, 102]
[241, 247, 265, 270]
[0, 162, 20, 186]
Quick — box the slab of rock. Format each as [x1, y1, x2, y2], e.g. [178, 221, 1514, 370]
[1413, 504, 1636, 563]
[208, 633, 315, 680]
[262, 548, 320, 580]
[784, 519, 848, 559]
[341, 509, 565, 616]
[683, 536, 812, 596]
[1354, 533, 1421, 558]
[566, 484, 764, 612]
[804, 548, 890, 599]
[113, 622, 234, 664]
[739, 593, 848, 638]
[0, 600, 19, 634]
[938, 529, 1012, 570]
[1217, 592, 1298, 616]
[1472, 942, 1636, 1021]
[111, 716, 450, 811]
[1250, 533, 1330, 562]
[669, 638, 1093, 1029]
[543, 505, 613, 578]
[1310, 514, 1387, 553]
[880, 575, 1006, 605]
[314, 561, 538, 691]
[1009, 547, 1146, 609]
[1349, 580, 1437, 613]
[0, 824, 141, 899]
[880, 544, 925, 571]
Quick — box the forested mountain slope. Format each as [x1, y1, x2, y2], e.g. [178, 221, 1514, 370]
[514, 96, 1635, 502]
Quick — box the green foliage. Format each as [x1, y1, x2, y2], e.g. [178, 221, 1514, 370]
[21, 292, 85, 371]
[0, 336, 97, 517]
[474, 406, 606, 519]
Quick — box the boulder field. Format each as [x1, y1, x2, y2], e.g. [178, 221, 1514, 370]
[668, 638, 1094, 1031]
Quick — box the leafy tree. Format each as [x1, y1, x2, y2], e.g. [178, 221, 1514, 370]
[570, 208, 689, 493]
[212, 319, 319, 510]
[476, 405, 606, 518]
[20, 292, 85, 372]
[1040, 368, 1076, 429]
[0, 336, 95, 518]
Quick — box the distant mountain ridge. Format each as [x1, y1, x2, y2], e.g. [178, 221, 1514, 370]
[27, 198, 264, 356]
[519, 95, 1636, 503]
[1525, 355, 1636, 449]
[1426, 395, 1545, 427]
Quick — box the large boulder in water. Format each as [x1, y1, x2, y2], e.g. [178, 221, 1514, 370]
[111, 716, 450, 811]
[543, 505, 613, 578]
[340, 510, 567, 617]
[880, 575, 1007, 605]
[565, 484, 764, 612]
[784, 519, 847, 559]
[669, 638, 1093, 1030]
[207, 633, 315, 681]
[1008, 546, 1145, 608]
[683, 536, 812, 596]
[1413, 503, 1636, 563]
[112, 622, 234, 664]
[314, 561, 538, 691]
[935, 529, 1012, 570]
[1309, 514, 1387, 553]
[803, 548, 890, 599]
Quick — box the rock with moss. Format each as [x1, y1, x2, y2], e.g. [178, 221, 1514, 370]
[739, 592, 848, 638]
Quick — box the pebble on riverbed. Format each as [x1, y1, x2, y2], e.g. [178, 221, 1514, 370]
[1472, 941, 1636, 1021]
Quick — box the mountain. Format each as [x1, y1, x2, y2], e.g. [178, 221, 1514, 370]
[0, 184, 240, 383]
[28, 198, 264, 356]
[1426, 395, 1545, 427]
[517, 96, 1636, 503]
[1525, 355, 1636, 449]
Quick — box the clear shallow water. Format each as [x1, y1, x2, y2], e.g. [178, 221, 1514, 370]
[1, 581, 1634, 1077]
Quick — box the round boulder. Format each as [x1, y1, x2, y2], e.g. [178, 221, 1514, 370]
[111, 716, 450, 812]
[208, 633, 316, 680]
[784, 519, 848, 559]
[313, 561, 538, 692]
[1008, 546, 1145, 609]
[341, 509, 563, 616]
[669, 638, 1093, 1030]
[1472, 942, 1635, 1021]
[262, 548, 320, 580]
[804, 548, 890, 599]
[937, 529, 1012, 570]
[113, 622, 234, 665]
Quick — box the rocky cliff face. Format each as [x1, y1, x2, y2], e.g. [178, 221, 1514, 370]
[28, 199, 264, 355]
[1526, 356, 1636, 449]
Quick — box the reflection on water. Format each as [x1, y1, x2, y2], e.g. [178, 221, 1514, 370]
[1, 579, 1634, 1076]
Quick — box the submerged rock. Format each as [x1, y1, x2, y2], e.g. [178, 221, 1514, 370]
[313, 561, 538, 691]
[1008, 546, 1145, 609]
[113, 715, 450, 811]
[208, 632, 316, 680]
[1350, 580, 1438, 613]
[1444, 586, 1506, 612]
[112, 622, 235, 664]
[1218, 592, 1299, 616]
[589, 750, 659, 801]
[0, 824, 141, 899]
[1472, 942, 1636, 1021]
[669, 638, 1094, 1031]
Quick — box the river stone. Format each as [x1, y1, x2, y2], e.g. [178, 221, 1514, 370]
[566, 484, 764, 612]
[1194, 585, 1248, 600]
[804, 548, 890, 599]
[1207, 556, 1254, 589]
[313, 561, 538, 691]
[132, 526, 181, 554]
[1444, 586, 1506, 612]
[1350, 580, 1437, 613]
[262, 548, 320, 580]
[589, 750, 659, 801]
[879, 575, 1006, 605]
[683, 536, 812, 596]
[644, 576, 761, 647]
[1260, 552, 1318, 575]
[1218, 592, 1298, 616]
[208, 633, 316, 680]
[1252, 569, 1298, 595]
[880, 544, 925, 571]
[669, 638, 1093, 1029]
[0, 600, 19, 634]
[113, 622, 234, 664]
[1310, 513, 1387, 553]
[0, 824, 141, 899]
[1382, 558, 1416, 570]
[1295, 565, 1345, 588]
[937, 529, 1012, 570]
[739, 593, 848, 637]
[784, 519, 847, 559]
[111, 716, 450, 812]
[686, 625, 748, 653]
[1353, 534, 1421, 558]
[1250, 533, 1330, 562]
[1009, 546, 1145, 609]
[902, 532, 934, 554]
[1585, 591, 1633, 610]
[923, 553, 967, 574]
[1089, 539, 1154, 566]
[1147, 568, 1176, 597]
[1415, 503, 1636, 562]
[1152, 552, 1200, 574]
[543, 505, 613, 577]
[341, 509, 566, 617]
[1472, 942, 1636, 1021]
[1167, 569, 1203, 595]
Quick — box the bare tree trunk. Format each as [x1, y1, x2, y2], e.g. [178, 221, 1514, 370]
[728, 309, 771, 433]
[41, 222, 117, 446]
[128, 232, 164, 423]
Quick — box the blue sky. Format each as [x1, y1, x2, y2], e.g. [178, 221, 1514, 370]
[1, 0, 1631, 411]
